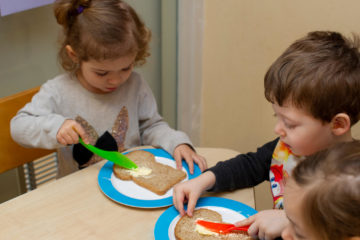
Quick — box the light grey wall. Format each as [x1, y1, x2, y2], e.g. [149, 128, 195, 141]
[161, 0, 177, 128]
[0, 5, 61, 97]
[129, 0, 178, 128]
[127, 0, 162, 108]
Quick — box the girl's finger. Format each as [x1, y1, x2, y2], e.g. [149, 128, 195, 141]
[57, 136, 66, 145]
[68, 130, 80, 143]
[193, 155, 207, 172]
[184, 154, 194, 174]
[173, 151, 183, 170]
[72, 124, 87, 143]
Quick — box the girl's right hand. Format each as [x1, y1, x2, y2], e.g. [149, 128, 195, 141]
[56, 119, 88, 145]
[173, 171, 216, 217]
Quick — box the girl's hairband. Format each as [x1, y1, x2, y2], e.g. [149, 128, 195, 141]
[77, 5, 86, 14]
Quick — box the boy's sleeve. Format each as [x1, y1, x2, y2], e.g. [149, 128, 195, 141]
[10, 83, 65, 150]
[207, 138, 279, 192]
[137, 77, 192, 155]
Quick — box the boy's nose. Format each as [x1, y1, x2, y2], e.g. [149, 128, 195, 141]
[274, 122, 286, 137]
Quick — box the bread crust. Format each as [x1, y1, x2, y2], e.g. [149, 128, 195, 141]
[174, 208, 254, 240]
[113, 150, 186, 195]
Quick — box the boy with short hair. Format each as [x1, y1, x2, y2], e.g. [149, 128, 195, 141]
[173, 31, 360, 239]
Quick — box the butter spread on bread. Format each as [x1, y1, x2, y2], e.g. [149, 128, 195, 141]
[113, 150, 186, 195]
[195, 219, 219, 236]
[125, 167, 152, 177]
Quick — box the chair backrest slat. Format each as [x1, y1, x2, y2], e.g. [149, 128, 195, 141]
[0, 87, 53, 174]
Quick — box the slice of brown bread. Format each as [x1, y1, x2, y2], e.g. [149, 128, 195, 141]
[113, 150, 186, 195]
[174, 208, 254, 240]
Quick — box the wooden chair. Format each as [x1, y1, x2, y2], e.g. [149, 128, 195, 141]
[0, 87, 53, 177]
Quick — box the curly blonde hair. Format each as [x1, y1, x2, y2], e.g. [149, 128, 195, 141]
[54, 0, 151, 73]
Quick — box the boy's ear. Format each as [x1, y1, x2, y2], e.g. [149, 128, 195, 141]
[331, 113, 351, 136]
[65, 45, 78, 63]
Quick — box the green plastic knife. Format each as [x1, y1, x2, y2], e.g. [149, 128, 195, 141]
[78, 137, 138, 169]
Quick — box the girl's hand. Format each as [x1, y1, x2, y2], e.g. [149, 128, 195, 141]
[56, 119, 88, 145]
[234, 209, 289, 240]
[173, 171, 216, 217]
[173, 144, 207, 174]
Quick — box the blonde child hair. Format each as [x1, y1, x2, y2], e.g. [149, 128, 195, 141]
[54, 0, 150, 72]
[289, 141, 360, 240]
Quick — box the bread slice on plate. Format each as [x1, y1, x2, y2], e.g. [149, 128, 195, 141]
[174, 208, 254, 240]
[113, 150, 186, 195]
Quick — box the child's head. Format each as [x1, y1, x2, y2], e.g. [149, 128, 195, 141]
[264, 31, 360, 156]
[54, 0, 150, 73]
[282, 141, 360, 240]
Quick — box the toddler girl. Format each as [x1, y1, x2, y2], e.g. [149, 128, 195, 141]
[11, 0, 206, 177]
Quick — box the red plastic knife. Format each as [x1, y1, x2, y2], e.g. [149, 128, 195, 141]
[196, 219, 250, 234]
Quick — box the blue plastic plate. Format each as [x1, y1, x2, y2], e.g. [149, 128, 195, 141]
[154, 196, 257, 240]
[98, 148, 201, 208]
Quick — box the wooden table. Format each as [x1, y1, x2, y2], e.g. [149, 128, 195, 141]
[0, 148, 254, 239]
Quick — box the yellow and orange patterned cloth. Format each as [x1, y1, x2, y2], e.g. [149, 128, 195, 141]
[270, 140, 303, 209]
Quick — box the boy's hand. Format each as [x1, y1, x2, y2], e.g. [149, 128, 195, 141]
[173, 171, 216, 217]
[56, 119, 88, 145]
[173, 144, 207, 174]
[235, 209, 288, 240]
